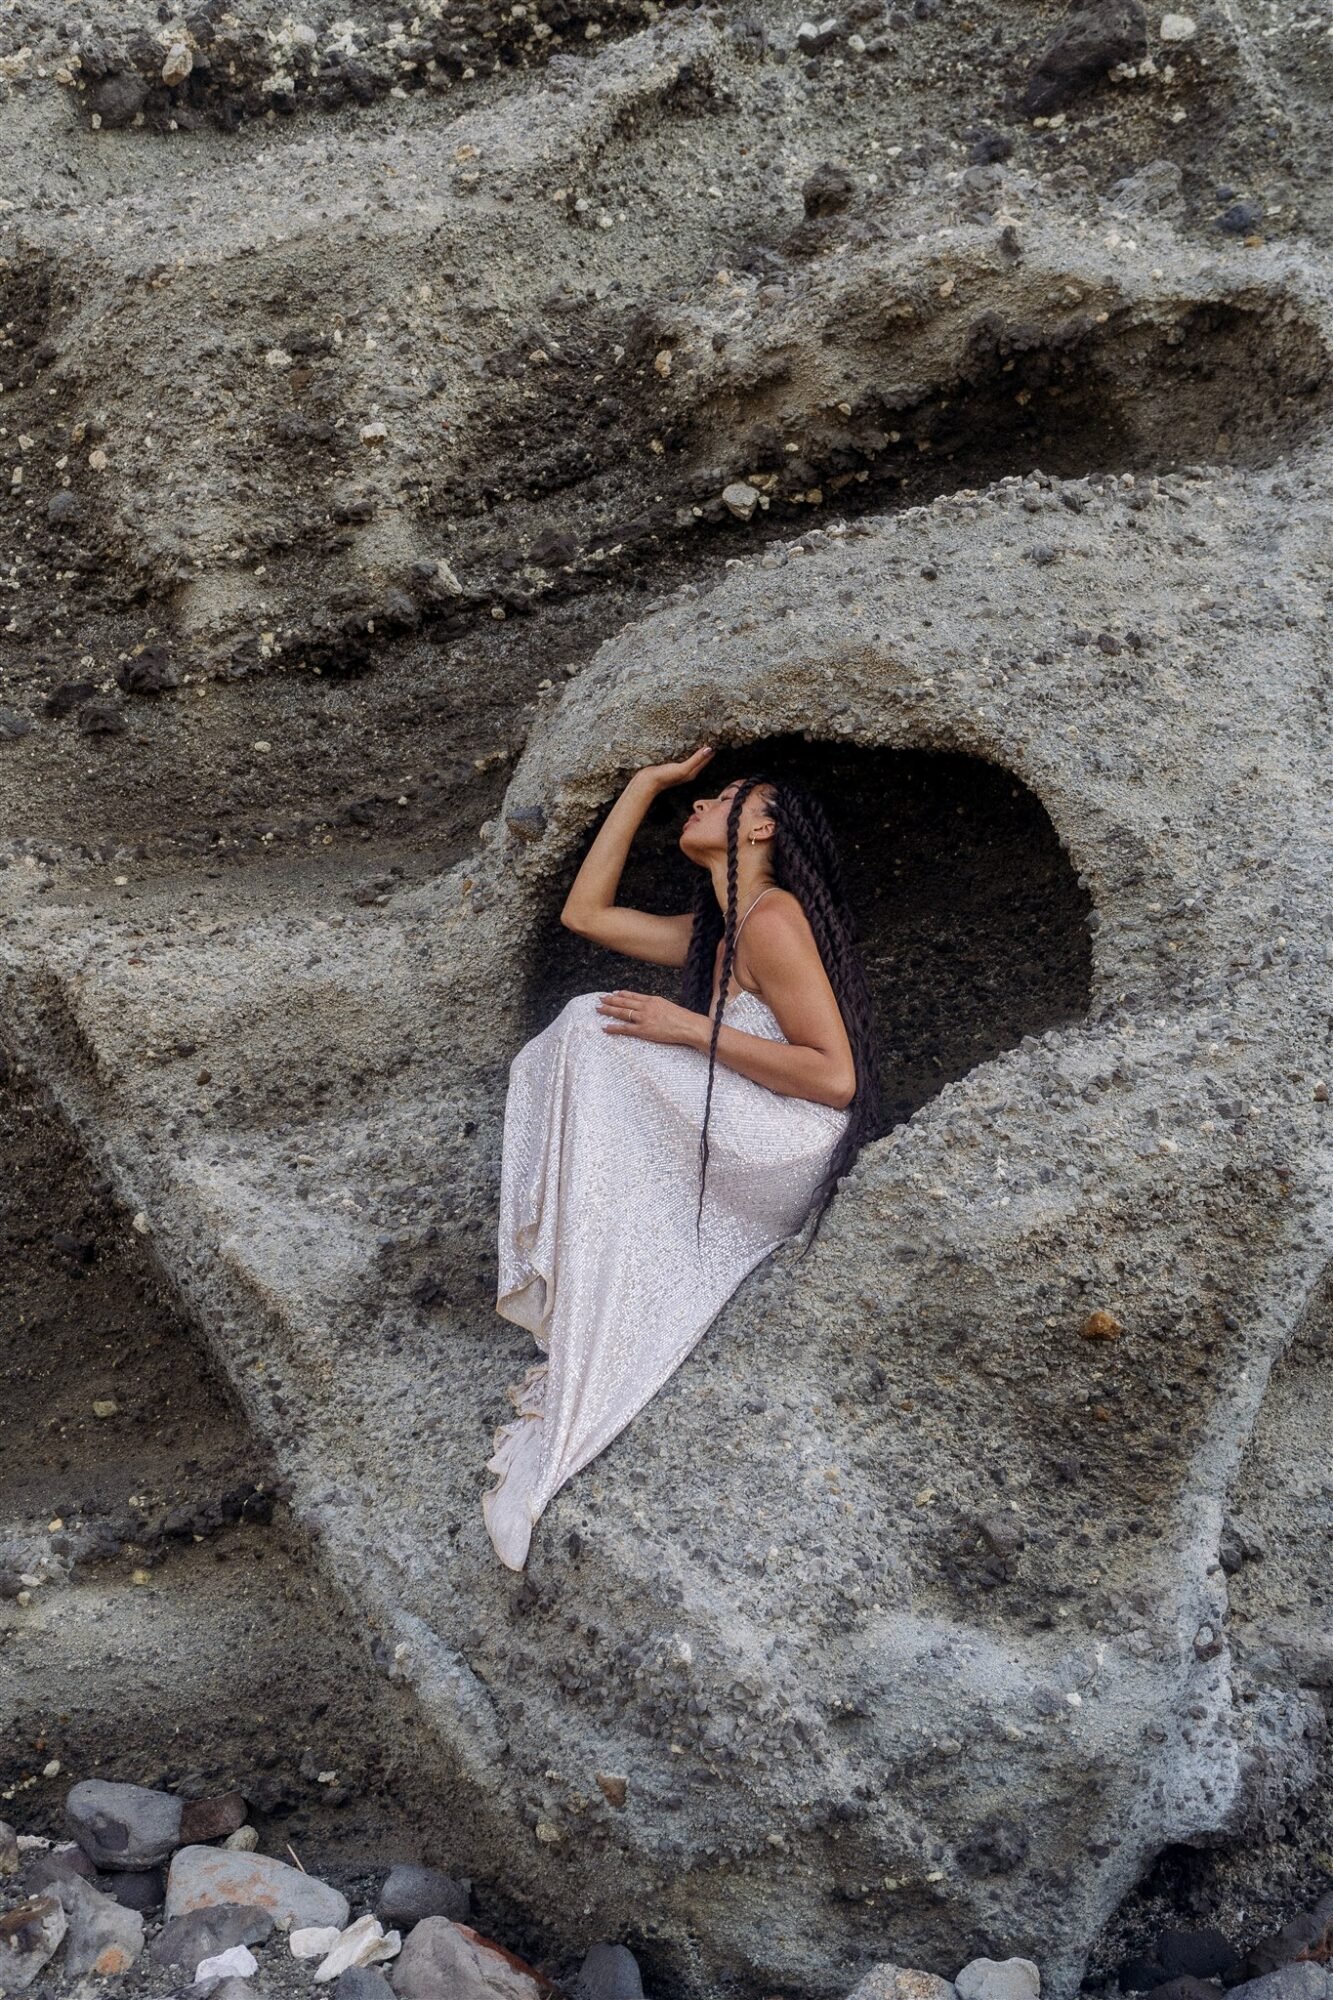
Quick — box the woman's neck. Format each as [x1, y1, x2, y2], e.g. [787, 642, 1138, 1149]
[708, 854, 775, 920]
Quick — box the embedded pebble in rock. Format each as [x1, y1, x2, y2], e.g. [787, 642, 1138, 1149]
[1158, 11, 1197, 35]
[721, 481, 761, 521]
[64, 1779, 182, 1871]
[955, 1959, 1041, 2000]
[152, 1904, 277, 1972]
[165, 1846, 348, 1931]
[846, 1970, 959, 2000]
[376, 1866, 471, 1931]
[0, 1896, 66, 1991]
[52, 1874, 145, 1977]
[572, 1941, 645, 2000]
[0, 1825, 16, 1878]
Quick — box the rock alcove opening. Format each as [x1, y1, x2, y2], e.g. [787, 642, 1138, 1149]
[527, 740, 1093, 1130]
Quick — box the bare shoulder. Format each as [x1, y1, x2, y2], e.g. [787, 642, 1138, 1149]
[741, 889, 814, 949]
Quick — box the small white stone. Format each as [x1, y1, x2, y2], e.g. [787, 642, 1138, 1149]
[313, 1914, 401, 1981]
[291, 1925, 342, 1960]
[195, 1944, 258, 1982]
[161, 41, 193, 83]
[222, 1825, 259, 1852]
[1159, 11, 1196, 37]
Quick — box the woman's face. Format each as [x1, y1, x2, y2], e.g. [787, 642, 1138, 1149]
[678, 779, 775, 862]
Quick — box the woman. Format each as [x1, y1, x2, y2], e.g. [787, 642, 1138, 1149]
[481, 743, 881, 1571]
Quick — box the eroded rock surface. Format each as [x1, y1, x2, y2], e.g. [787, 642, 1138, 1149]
[2, 2, 1332, 1996]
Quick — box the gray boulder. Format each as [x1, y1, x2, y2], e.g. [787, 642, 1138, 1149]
[52, 1874, 145, 1977]
[573, 1942, 645, 2000]
[65, 1778, 183, 1871]
[165, 1845, 348, 1931]
[376, 1864, 471, 1930]
[391, 1916, 542, 1999]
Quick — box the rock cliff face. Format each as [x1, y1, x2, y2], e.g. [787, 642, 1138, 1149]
[2, 2, 1332, 1995]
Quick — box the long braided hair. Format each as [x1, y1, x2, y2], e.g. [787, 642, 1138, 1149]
[679, 772, 881, 1253]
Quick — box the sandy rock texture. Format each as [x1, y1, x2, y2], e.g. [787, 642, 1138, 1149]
[2, 1, 1332, 1996]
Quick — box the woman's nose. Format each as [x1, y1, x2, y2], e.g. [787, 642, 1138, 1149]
[693, 796, 710, 813]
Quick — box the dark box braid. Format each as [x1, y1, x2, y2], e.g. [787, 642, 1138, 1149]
[679, 772, 882, 1251]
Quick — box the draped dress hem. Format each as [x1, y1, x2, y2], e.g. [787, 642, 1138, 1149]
[482, 984, 849, 1571]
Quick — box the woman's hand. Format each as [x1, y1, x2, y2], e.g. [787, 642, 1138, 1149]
[597, 991, 706, 1048]
[632, 744, 714, 795]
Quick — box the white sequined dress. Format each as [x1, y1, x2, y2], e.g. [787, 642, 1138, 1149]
[482, 983, 851, 1569]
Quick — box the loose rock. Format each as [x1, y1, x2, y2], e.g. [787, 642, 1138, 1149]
[151, 1904, 276, 1972]
[847, 1971, 957, 2000]
[195, 1943, 260, 1982]
[955, 1960, 1040, 2000]
[65, 1779, 183, 1872]
[315, 1914, 402, 1982]
[573, 1941, 645, 2000]
[53, 1875, 145, 1977]
[165, 1846, 348, 1931]
[390, 1916, 545, 1999]
[336, 1971, 397, 2000]
[376, 1865, 471, 1930]
[179, 1794, 249, 1846]
[0, 1896, 67, 1992]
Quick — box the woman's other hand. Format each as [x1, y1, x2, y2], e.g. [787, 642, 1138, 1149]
[597, 992, 706, 1048]
[633, 744, 714, 795]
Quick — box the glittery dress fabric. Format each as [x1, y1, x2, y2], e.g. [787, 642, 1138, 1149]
[482, 985, 851, 1570]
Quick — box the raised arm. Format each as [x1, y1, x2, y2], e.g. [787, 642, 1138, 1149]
[560, 746, 715, 967]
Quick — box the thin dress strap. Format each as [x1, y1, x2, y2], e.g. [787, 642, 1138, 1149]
[714, 887, 780, 1013]
[733, 884, 778, 945]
